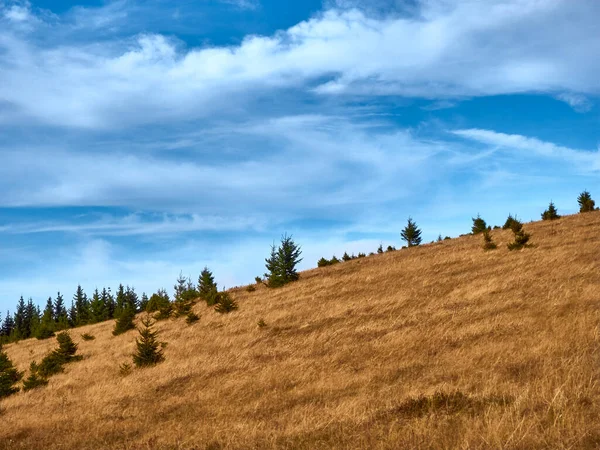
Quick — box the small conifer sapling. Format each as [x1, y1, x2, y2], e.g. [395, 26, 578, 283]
[132, 316, 165, 368]
[401, 217, 422, 247]
[577, 190, 596, 213]
[541, 201, 561, 220]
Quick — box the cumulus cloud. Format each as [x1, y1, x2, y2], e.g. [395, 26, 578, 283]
[0, 0, 599, 128]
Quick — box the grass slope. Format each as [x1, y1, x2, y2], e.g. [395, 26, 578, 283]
[1, 212, 600, 449]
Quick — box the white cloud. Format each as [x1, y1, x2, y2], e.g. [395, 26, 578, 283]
[0, 0, 599, 128]
[452, 128, 600, 171]
[555, 92, 593, 113]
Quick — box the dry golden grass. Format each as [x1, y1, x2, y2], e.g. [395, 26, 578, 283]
[2, 212, 600, 449]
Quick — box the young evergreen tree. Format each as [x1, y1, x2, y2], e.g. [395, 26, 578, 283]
[482, 230, 497, 251]
[377, 244, 384, 254]
[502, 214, 519, 230]
[22, 361, 48, 391]
[577, 190, 596, 213]
[342, 252, 352, 262]
[507, 221, 531, 251]
[0, 345, 23, 398]
[37, 297, 55, 340]
[317, 257, 331, 267]
[198, 267, 218, 304]
[54, 292, 69, 330]
[471, 214, 488, 234]
[113, 303, 136, 336]
[214, 292, 238, 314]
[132, 316, 165, 368]
[330, 256, 340, 265]
[172, 273, 198, 316]
[401, 217, 422, 247]
[264, 234, 303, 288]
[541, 201, 561, 220]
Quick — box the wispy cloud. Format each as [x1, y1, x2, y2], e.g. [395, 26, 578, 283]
[452, 128, 600, 172]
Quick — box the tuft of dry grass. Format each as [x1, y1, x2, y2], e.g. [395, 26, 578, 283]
[2, 212, 600, 449]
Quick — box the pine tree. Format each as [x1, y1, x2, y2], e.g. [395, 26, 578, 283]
[54, 292, 69, 330]
[507, 221, 531, 251]
[577, 190, 596, 213]
[401, 217, 422, 247]
[0, 346, 22, 398]
[541, 201, 561, 220]
[125, 286, 139, 313]
[89, 288, 106, 323]
[68, 300, 77, 328]
[73, 285, 90, 326]
[317, 257, 331, 267]
[139, 293, 149, 312]
[214, 292, 238, 314]
[37, 297, 55, 340]
[103, 288, 116, 319]
[377, 244, 384, 254]
[115, 284, 127, 318]
[22, 361, 48, 392]
[13, 296, 26, 340]
[471, 214, 487, 234]
[502, 214, 519, 230]
[132, 316, 164, 368]
[1, 312, 14, 342]
[482, 230, 497, 251]
[198, 267, 218, 305]
[113, 304, 136, 336]
[342, 252, 352, 262]
[172, 274, 198, 316]
[264, 234, 303, 288]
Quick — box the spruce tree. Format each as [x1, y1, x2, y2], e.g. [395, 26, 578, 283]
[502, 214, 519, 230]
[401, 217, 422, 247]
[198, 267, 218, 304]
[125, 286, 139, 313]
[89, 288, 106, 323]
[132, 316, 164, 368]
[73, 285, 90, 326]
[37, 297, 55, 340]
[113, 303, 136, 336]
[214, 292, 238, 314]
[0, 346, 23, 398]
[471, 214, 487, 234]
[115, 284, 127, 318]
[482, 230, 497, 251]
[139, 293, 149, 312]
[68, 300, 77, 328]
[377, 244, 384, 254]
[578, 190, 596, 213]
[342, 252, 351, 262]
[507, 221, 531, 251]
[22, 361, 48, 391]
[13, 296, 26, 340]
[54, 292, 69, 330]
[264, 234, 303, 288]
[541, 201, 561, 220]
[103, 288, 116, 319]
[172, 273, 198, 316]
[1, 312, 14, 342]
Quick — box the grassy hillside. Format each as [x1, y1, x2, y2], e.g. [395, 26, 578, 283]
[2, 212, 600, 449]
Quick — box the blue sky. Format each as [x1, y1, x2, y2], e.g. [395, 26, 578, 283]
[0, 0, 599, 311]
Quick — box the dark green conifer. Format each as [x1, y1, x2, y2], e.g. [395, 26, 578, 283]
[73, 285, 90, 326]
[342, 252, 351, 262]
[132, 316, 165, 368]
[502, 214, 519, 230]
[541, 201, 561, 220]
[112, 304, 136, 336]
[377, 244, 384, 254]
[482, 230, 497, 251]
[471, 214, 487, 234]
[577, 190, 596, 213]
[89, 288, 106, 323]
[214, 292, 238, 314]
[264, 234, 303, 288]
[0, 346, 23, 398]
[54, 292, 69, 330]
[36, 297, 55, 340]
[22, 361, 47, 392]
[401, 217, 422, 247]
[507, 221, 531, 251]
